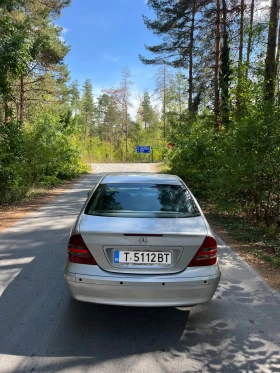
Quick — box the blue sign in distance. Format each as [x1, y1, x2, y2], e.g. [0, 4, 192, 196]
[136, 146, 151, 154]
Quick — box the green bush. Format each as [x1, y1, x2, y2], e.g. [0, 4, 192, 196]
[0, 121, 27, 203]
[0, 113, 87, 204]
[166, 105, 280, 227]
[23, 114, 86, 184]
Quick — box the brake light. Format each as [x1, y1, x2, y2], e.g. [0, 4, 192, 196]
[188, 236, 217, 267]
[68, 234, 97, 265]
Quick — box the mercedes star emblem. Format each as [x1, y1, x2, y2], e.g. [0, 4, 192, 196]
[139, 237, 147, 245]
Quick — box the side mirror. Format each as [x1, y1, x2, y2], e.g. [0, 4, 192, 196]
[87, 191, 90, 196]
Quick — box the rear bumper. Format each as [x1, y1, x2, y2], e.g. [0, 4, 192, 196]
[64, 263, 221, 307]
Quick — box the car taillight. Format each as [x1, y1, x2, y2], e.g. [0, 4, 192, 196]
[68, 234, 97, 265]
[188, 236, 218, 267]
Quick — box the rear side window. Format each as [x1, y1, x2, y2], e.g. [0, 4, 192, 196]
[85, 183, 200, 218]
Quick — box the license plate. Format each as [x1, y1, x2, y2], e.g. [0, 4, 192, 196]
[114, 251, 172, 265]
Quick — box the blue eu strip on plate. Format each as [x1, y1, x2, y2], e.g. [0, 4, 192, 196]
[114, 251, 120, 263]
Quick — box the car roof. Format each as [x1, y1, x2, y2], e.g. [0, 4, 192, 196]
[101, 173, 183, 185]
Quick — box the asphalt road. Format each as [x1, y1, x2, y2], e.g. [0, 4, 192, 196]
[0, 163, 279, 373]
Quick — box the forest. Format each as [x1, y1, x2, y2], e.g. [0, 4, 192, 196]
[140, 0, 280, 264]
[0, 0, 279, 263]
[0, 0, 167, 205]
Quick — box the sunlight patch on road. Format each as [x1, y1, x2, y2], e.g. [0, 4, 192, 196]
[0, 257, 35, 296]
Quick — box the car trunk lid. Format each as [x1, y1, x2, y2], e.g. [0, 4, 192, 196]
[79, 214, 208, 274]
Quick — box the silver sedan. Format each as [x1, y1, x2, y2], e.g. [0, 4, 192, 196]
[64, 173, 221, 307]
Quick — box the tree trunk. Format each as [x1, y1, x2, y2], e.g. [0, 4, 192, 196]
[236, 0, 245, 113]
[246, 0, 255, 76]
[238, 0, 245, 71]
[163, 66, 166, 138]
[84, 112, 88, 147]
[154, 66, 168, 137]
[20, 74, 24, 122]
[4, 100, 9, 124]
[221, 0, 227, 36]
[264, 0, 279, 101]
[274, 5, 280, 91]
[188, 0, 195, 112]
[4, 71, 9, 124]
[125, 102, 128, 157]
[110, 121, 113, 162]
[178, 77, 182, 116]
[214, 0, 221, 130]
[119, 67, 132, 159]
[220, 0, 230, 127]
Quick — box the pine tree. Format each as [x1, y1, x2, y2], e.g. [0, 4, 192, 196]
[220, 0, 231, 127]
[168, 71, 188, 115]
[246, 0, 255, 75]
[81, 79, 95, 145]
[119, 67, 133, 157]
[0, 0, 70, 123]
[154, 66, 171, 137]
[264, 0, 279, 101]
[70, 80, 80, 117]
[141, 92, 153, 129]
[213, 0, 220, 130]
[140, 0, 213, 113]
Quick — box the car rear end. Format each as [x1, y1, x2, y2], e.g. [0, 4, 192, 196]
[64, 174, 221, 307]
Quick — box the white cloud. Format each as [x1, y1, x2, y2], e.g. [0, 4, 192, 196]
[61, 27, 70, 34]
[58, 26, 70, 42]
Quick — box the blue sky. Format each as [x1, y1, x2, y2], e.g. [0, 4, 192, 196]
[58, 0, 162, 114]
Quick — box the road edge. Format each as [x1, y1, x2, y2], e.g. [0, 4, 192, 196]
[215, 232, 280, 296]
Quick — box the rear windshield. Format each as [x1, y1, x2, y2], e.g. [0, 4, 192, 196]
[85, 183, 200, 218]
